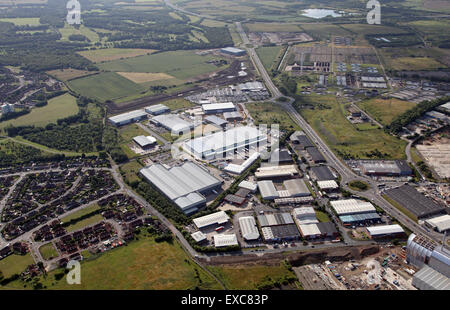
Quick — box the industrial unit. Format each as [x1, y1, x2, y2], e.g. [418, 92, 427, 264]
[108, 110, 148, 126]
[330, 199, 377, 216]
[193, 211, 230, 230]
[366, 224, 405, 239]
[202, 102, 236, 114]
[204, 115, 228, 129]
[310, 166, 336, 181]
[140, 162, 222, 215]
[150, 114, 194, 135]
[306, 147, 326, 163]
[384, 185, 446, 220]
[238, 216, 260, 241]
[425, 214, 450, 233]
[255, 165, 298, 179]
[132, 135, 157, 150]
[358, 160, 412, 176]
[224, 152, 260, 174]
[145, 104, 170, 116]
[183, 126, 267, 160]
[220, 47, 246, 56]
[214, 234, 239, 247]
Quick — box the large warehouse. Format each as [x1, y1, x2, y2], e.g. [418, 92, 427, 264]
[384, 185, 446, 220]
[358, 160, 412, 176]
[257, 212, 300, 241]
[214, 234, 238, 247]
[330, 199, 377, 216]
[133, 135, 157, 150]
[183, 126, 267, 160]
[220, 47, 246, 56]
[224, 152, 260, 174]
[282, 179, 311, 197]
[306, 147, 326, 163]
[310, 166, 336, 181]
[151, 114, 194, 135]
[238, 216, 260, 241]
[140, 162, 222, 215]
[108, 110, 148, 126]
[255, 165, 298, 179]
[366, 224, 405, 239]
[202, 102, 236, 114]
[257, 180, 279, 200]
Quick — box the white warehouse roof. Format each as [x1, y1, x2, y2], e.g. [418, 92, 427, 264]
[367, 224, 404, 236]
[317, 180, 339, 190]
[191, 231, 207, 243]
[330, 199, 376, 215]
[255, 165, 298, 179]
[109, 109, 147, 124]
[214, 234, 238, 247]
[202, 102, 236, 113]
[145, 104, 169, 114]
[224, 152, 260, 174]
[238, 180, 258, 192]
[193, 211, 230, 229]
[283, 179, 311, 197]
[293, 207, 318, 225]
[257, 180, 279, 200]
[133, 135, 156, 148]
[152, 114, 193, 134]
[140, 162, 221, 213]
[184, 126, 267, 159]
[425, 215, 450, 233]
[299, 224, 321, 237]
[238, 216, 260, 240]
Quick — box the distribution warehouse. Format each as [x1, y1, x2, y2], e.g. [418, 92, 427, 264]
[145, 104, 170, 115]
[151, 114, 194, 135]
[183, 126, 267, 160]
[140, 162, 222, 215]
[108, 110, 147, 126]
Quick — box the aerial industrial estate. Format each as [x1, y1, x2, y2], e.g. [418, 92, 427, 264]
[0, 0, 449, 294]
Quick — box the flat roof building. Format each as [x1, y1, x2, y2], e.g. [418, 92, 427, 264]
[359, 160, 412, 176]
[145, 104, 170, 115]
[193, 211, 230, 230]
[317, 180, 339, 191]
[151, 114, 194, 135]
[299, 224, 321, 239]
[108, 110, 148, 126]
[412, 265, 450, 290]
[140, 162, 222, 215]
[384, 185, 446, 220]
[310, 166, 336, 181]
[214, 234, 238, 247]
[238, 180, 257, 192]
[283, 179, 311, 197]
[223, 111, 243, 122]
[224, 152, 260, 174]
[184, 126, 267, 160]
[202, 102, 236, 114]
[306, 147, 326, 163]
[190, 231, 207, 243]
[238, 216, 260, 241]
[293, 207, 318, 225]
[205, 115, 227, 128]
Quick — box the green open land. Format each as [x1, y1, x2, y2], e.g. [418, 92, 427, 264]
[0, 17, 40, 25]
[315, 210, 331, 222]
[120, 160, 143, 185]
[256, 46, 283, 71]
[247, 101, 301, 131]
[245, 23, 302, 33]
[58, 23, 100, 43]
[118, 124, 152, 158]
[2, 234, 222, 290]
[298, 94, 407, 159]
[208, 262, 299, 290]
[65, 214, 104, 232]
[340, 24, 408, 35]
[77, 48, 157, 63]
[300, 24, 351, 40]
[39, 243, 59, 261]
[0, 93, 79, 129]
[356, 98, 417, 125]
[98, 50, 226, 80]
[61, 204, 101, 223]
[0, 254, 34, 278]
[67, 72, 145, 102]
[162, 98, 195, 111]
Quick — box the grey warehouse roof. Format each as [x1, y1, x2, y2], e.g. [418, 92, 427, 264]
[109, 109, 147, 123]
[283, 179, 311, 197]
[413, 265, 450, 290]
[152, 114, 193, 133]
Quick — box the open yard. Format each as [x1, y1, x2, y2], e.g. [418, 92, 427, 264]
[0, 93, 79, 129]
[67, 72, 145, 102]
[298, 94, 407, 159]
[356, 98, 417, 125]
[77, 48, 157, 63]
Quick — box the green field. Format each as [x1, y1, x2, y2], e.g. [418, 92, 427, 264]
[61, 204, 101, 223]
[67, 72, 145, 102]
[356, 98, 417, 125]
[0, 93, 79, 129]
[98, 50, 225, 80]
[0, 253, 34, 278]
[298, 94, 407, 159]
[245, 23, 302, 33]
[58, 24, 100, 43]
[120, 160, 143, 185]
[315, 211, 331, 222]
[162, 98, 195, 111]
[3, 234, 221, 290]
[300, 24, 351, 40]
[0, 17, 40, 25]
[256, 46, 283, 71]
[118, 123, 152, 158]
[247, 101, 301, 131]
[65, 214, 104, 232]
[39, 243, 59, 261]
[208, 262, 299, 290]
[77, 48, 157, 63]
[340, 24, 408, 35]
